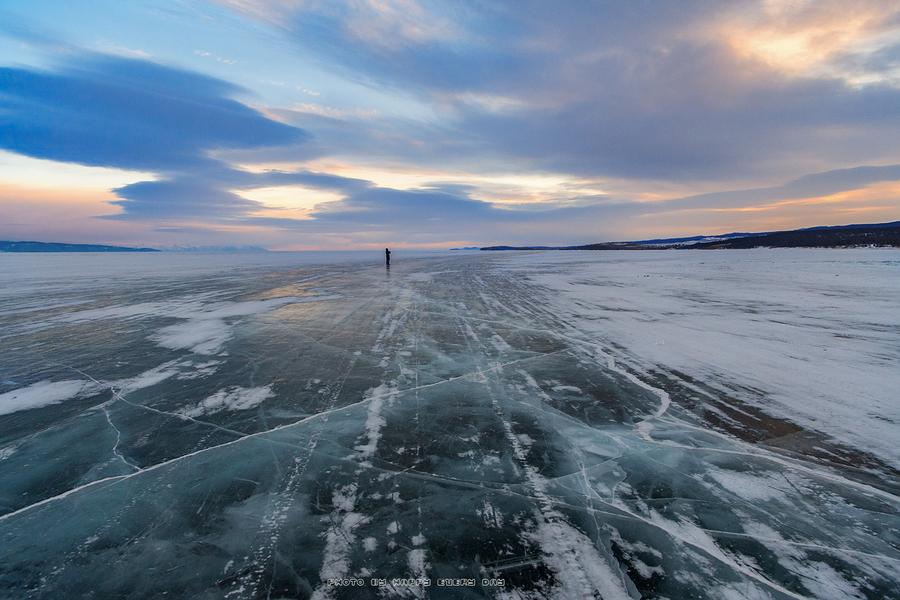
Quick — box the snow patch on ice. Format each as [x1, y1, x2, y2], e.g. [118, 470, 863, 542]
[705, 468, 786, 502]
[551, 384, 582, 393]
[62, 294, 330, 355]
[407, 547, 429, 581]
[637, 508, 808, 600]
[176, 360, 221, 380]
[179, 386, 274, 417]
[523, 519, 632, 600]
[112, 361, 180, 395]
[153, 319, 232, 355]
[311, 483, 369, 600]
[516, 433, 534, 449]
[0, 380, 100, 415]
[477, 500, 504, 528]
[740, 519, 873, 599]
[0, 359, 197, 416]
[354, 383, 397, 462]
[0, 443, 18, 460]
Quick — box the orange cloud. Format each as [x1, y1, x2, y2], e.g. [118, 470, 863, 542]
[634, 179, 900, 238]
[716, 1, 900, 84]
[236, 185, 346, 219]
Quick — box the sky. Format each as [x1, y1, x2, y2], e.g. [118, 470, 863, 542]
[1, 0, 899, 250]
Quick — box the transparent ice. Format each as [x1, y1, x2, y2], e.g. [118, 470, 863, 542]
[0, 250, 898, 599]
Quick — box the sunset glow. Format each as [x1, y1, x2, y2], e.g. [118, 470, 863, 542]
[1, 1, 898, 248]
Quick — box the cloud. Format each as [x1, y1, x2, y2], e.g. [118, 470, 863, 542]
[218, 1, 900, 182]
[219, 0, 517, 92]
[0, 54, 305, 172]
[3, 4, 900, 248]
[0, 10, 63, 49]
[0, 53, 333, 220]
[237, 163, 900, 245]
[669, 165, 900, 211]
[106, 166, 370, 221]
[0, 50, 380, 223]
[109, 179, 259, 219]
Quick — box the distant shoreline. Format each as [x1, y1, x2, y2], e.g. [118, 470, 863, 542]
[4, 220, 898, 253]
[0, 241, 159, 253]
[481, 220, 900, 251]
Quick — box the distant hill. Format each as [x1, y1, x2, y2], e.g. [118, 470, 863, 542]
[482, 231, 756, 251]
[0, 241, 159, 252]
[481, 221, 900, 251]
[694, 221, 900, 249]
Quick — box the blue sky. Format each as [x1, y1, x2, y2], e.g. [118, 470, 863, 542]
[1, 0, 899, 249]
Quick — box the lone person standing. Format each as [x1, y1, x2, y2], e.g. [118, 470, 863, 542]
[385, 247, 391, 268]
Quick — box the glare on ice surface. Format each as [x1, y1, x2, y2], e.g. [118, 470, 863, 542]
[0, 249, 898, 599]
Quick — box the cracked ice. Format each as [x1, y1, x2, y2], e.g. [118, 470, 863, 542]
[0, 249, 898, 599]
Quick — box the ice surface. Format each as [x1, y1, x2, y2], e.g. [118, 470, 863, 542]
[0, 249, 898, 599]
[500, 249, 900, 467]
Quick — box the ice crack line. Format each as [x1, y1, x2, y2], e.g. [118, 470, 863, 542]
[1, 347, 587, 524]
[52, 361, 249, 439]
[452, 300, 633, 599]
[237, 284, 381, 600]
[101, 406, 139, 471]
[308, 448, 900, 568]
[535, 317, 900, 502]
[0, 391, 374, 524]
[308, 293, 413, 600]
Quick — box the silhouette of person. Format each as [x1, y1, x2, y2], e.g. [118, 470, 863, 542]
[385, 247, 391, 267]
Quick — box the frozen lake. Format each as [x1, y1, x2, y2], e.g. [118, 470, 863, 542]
[0, 249, 898, 599]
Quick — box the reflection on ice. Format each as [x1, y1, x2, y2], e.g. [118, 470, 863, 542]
[0, 250, 898, 599]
